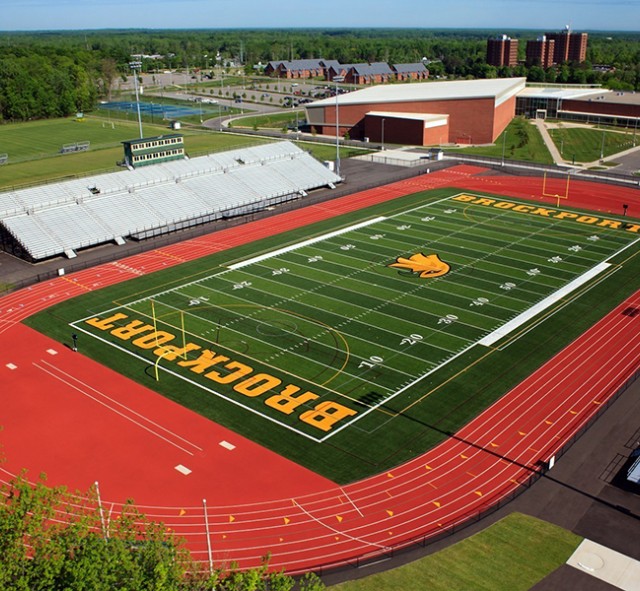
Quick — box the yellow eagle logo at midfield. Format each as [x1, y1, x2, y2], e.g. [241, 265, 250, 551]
[388, 253, 450, 278]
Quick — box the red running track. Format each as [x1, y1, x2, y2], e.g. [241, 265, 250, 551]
[1, 166, 639, 573]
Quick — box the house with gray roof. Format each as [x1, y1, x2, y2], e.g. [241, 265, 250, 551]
[264, 59, 325, 79]
[345, 63, 394, 85]
[392, 63, 429, 81]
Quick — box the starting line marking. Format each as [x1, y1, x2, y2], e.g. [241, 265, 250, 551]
[6, 363, 17, 370]
[47, 349, 58, 356]
[219, 440, 236, 450]
[175, 464, 192, 475]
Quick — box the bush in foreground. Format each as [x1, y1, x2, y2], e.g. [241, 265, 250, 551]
[0, 472, 324, 590]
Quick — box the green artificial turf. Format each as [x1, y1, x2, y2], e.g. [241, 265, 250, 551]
[23, 187, 640, 483]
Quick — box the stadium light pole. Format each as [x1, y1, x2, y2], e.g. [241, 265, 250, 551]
[129, 61, 144, 139]
[334, 75, 345, 177]
[291, 83, 298, 132]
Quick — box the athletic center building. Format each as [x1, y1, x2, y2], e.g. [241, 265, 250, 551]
[305, 77, 526, 146]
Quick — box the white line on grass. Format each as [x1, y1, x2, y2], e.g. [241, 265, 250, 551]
[67, 323, 327, 443]
[479, 235, 640, 347]
[478, 263, 611, 346]
[228, 217, 387, 270]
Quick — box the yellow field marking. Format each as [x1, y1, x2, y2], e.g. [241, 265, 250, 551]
[393, 345, 497, 415]
[474, 490, 483, 497]
[118, 302, 354, 398]
[386, 510, 394, 517]
[283, 517, 290, 525]
[336, 515, 343, 523]
[545, 420, 553, 425]
[387, 472, 394, 478]
[229, 515, 235, 523]
[433, 501, 441, 508]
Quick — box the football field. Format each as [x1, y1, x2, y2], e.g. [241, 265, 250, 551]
[66, 190, 639, 450]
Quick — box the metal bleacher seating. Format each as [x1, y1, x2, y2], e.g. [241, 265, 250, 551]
[0, 141, 341, 261]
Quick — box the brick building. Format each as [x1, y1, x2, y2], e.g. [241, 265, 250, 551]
[305, 77, 526, 146]
[545, 27, 588, 64]
[392, 63, 430, 81]
[486, 35, 519, 68]
[344, 63, 394, 85]
[264, 59, 325, 79]
[525, 36, 556, 69]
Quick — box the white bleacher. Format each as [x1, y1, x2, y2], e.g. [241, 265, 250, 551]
[85, 192, 165, 237]
[0, 141, 340, 260]
[230, 162, 298, 197]
[3, 215, 65, 260]
[36, 205, 113, 250]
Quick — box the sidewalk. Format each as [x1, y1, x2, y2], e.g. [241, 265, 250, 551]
[534, 118, 640, 170]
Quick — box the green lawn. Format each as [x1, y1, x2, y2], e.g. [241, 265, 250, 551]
[0, 116, 268, 190]
[548, 126, 637, 163]
[447, 117, 554, 164]
[24, 189, 640, 483]
[0, 117, 153, 163]
[231, 111, 301, 130]
[0, 115, 364, 190]
[330, 513, 581, 591]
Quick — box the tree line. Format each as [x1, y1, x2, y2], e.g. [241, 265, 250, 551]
[0, 472, 325, 590]
[0, 28, 639, 122]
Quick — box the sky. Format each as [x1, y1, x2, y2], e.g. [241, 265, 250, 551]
[1, 0, 639, 32]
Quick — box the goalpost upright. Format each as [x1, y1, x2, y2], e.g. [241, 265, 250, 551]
[542, 171, 571, 208]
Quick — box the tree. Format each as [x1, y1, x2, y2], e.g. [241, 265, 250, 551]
[100, 58, 118, 100]
[0, 472, 325, 591]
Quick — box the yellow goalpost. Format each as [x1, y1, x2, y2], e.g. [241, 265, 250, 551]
[150, 300, 188, 381]
[542, 171, 571, 208]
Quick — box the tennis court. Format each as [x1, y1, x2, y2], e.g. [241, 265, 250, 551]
[100, 100, 218, 119]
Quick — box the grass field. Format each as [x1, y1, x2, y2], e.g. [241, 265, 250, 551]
[25, 187, 640, 483]
[447, 118, 554, 164]
[548, 126, 637, 162]
[0, 116, 268, 189]
[331, 513, 581, 591]
[0, 116, 361, 190]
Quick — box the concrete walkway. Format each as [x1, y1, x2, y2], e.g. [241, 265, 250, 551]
[534, 118, 640, 171]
